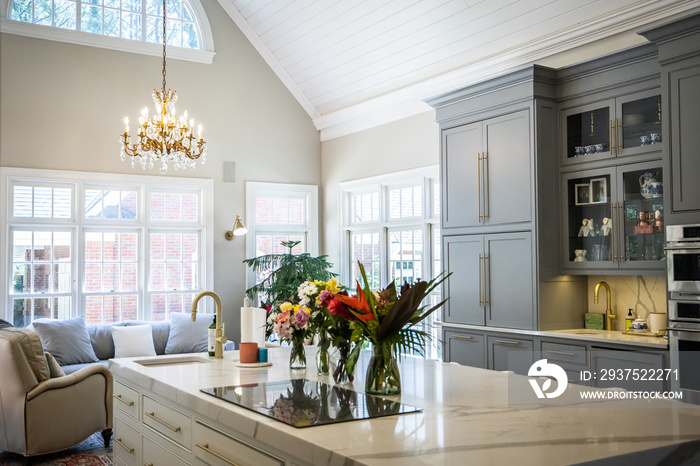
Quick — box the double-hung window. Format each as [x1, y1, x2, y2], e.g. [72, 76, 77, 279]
[244, 182, 318, 301]
[341, 166, 442, 359]
[1, 168, 213, 326]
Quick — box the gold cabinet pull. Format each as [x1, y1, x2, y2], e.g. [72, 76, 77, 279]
[546, 350, 575, 356]
[115, 437, 134, 454]
[483, 254, 489, 305]
[482, 152, 488, 221]
[144, 463, 154, 466]
[478, 254, 483, 306]
[196, 442, 240, 466]
[495, 339, 519, 345]
[145, 411, 181, 432]
[616, 118, 621, 153]
[616, 202, 623, 262]
[453, 334, 473, 340]
[610, 201, 616, 263]
[114, 394, 134, 407]
[609, 120, 614, 155]
[477, 153, 482, 222]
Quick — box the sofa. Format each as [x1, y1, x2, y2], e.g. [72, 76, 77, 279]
[28, 315, 234, 375]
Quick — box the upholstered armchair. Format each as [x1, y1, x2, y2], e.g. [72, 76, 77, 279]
[0, 327, 113, 460]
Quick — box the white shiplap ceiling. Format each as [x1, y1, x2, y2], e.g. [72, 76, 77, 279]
[216, 0, 700, 140]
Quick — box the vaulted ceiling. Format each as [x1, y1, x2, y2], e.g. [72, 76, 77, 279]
[216, 0, 700, 140]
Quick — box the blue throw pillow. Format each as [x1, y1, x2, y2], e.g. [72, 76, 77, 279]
[31, 316, 99, 366]
[164, 312, 211, 354]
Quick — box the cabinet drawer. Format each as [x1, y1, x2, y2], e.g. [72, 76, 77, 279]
[143, 435, 190, 466]
[114, 380, 140, 421]
[143, 395, 192, 449]
[444, 330, 486, 369]
[488, 335, 534, 375]
[114, 415, 141, 466]
[194, 421, 283, 466]
[541, 341, 587, 365]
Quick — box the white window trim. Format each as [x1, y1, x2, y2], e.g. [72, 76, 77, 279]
[0, 0, 215, 64]
[0, 167, 215, 322]
[339, 165, 439, 287]
[244, 181, 319, 291]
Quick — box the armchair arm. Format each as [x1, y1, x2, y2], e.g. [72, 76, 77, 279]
[27, 364, 112, 401]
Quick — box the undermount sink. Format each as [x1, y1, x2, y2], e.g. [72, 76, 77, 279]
[134, 356, 212, 367]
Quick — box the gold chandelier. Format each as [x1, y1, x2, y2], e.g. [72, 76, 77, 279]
[120, 0, 206, 174]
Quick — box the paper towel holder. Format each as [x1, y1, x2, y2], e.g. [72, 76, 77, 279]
[225, 215, 248, 240]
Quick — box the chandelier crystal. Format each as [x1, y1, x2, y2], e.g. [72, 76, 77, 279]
[120, 0, 206, 174]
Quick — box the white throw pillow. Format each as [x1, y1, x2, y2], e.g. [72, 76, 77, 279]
[111, 324, 157, 358]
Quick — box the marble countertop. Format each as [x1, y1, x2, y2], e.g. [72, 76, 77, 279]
[109, 347, 698, 466]
[441, 323, 668, 349]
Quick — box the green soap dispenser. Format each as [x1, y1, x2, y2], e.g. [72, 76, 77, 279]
[208, 316, 216, 357]
[625, 309, 635, 331]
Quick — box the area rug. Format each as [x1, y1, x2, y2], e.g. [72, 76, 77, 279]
[0, 433, 112, 466]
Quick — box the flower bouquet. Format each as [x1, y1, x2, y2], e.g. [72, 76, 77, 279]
[297, 278, 356, 382]
[320, 263, 449, 395]
[270, 300, 315, 369]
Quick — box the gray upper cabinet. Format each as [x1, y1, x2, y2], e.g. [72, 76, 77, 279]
[441, 110, 531, 231]
[641, 13, 700, 225]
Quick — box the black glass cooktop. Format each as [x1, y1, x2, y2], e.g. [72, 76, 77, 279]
[200, 378, 421, 428]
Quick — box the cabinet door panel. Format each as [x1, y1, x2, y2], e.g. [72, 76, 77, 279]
[670, 66, 700, 214]
[485, 232, 534, 329]
[442, 123, 482, 229]
[590, 348, 666, 392]
[444, 330, 486, 368]
[488, 335, 534, 376]
[484, 110, 532, 226]
[443, 235, 484, 325]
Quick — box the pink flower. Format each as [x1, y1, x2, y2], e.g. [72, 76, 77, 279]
[294, 309, 310, 328]
[319, 290, 333, 305]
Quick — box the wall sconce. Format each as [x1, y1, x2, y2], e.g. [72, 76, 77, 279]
[225, 215, 248, 240]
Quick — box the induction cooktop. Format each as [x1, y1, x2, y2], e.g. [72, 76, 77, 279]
[200, 379, 421, 428]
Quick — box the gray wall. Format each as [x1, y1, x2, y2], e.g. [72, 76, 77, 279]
[320, 111, 439, 276]
[0, 0, 321, 344]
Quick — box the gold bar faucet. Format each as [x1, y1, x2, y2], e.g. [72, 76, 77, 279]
[192, 291, 227, 359]
[593, 281, 617, 331]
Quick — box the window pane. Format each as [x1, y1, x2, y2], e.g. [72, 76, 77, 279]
[13, 231, 32, 261]
[150, 232, 166, 260]
[150, 192, 165, 220]
[167, 294, 182, 317]
[85, 189, 102, 218]
[13, 186, 33, 217]
[288, 198, 304, 225]
[103, 232, 119, 261]
[104, 0, 118, 7]
[146, 0, 162, 16]
[123, 0, 141, 12]
[103, 190, 120, 219]
[166, 18, 181, 46]
[11, 0, 32, 22]
[166, 0, 181, 18]
[121, 191, 137, 219]
[85, 232, 102, 261]
[146, 15, 162, 43]
[13, 265, 29, 293]
[182, 22, 198, 48]
[389, 189, 400, 219]
[182, 193, 197, 221]
[33, 231, 52, 261]
[54, 0, 76, 29]
[272, 197, 288, 224]
[103, 263, 120, 291]
[151, 294, 166, 320]
[121, 232, 137, 261]
[167, 263, 182, 289]
[86, 296, 103, 324]
[54, 188, 72, 218]
[35, 0, 51, 25]
[350, 231, 380, 289]
[150, 263, 166, 290]
[183, 234, 198, 261]
[255, 197, 272, 224]
[433, 182, 440, 217]
[121, 11, 141, 40]
[85, 263, 102, 291]
[12, 298, 30, 327]
[167, 233, 182, 261]
[34, 297, 51, 319]
[53, 263, 71, 292]
[166, 193, 182, 221]
[104, 8, 119, 36]
[33, 264, 50, 293]
[182, 262, 197, 289]
[122, 295, 138, 320]
[34, 187, 52, 218]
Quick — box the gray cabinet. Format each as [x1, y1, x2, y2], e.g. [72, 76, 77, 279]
[487, 335, 534, 375]
[443, 329, 486, 369]
[641, 14, 700, 225]
[561, 160, 665, 275]
[590, 347, 667, 392]
[441, 110, 531, 230]
[443, 231, 534, 329]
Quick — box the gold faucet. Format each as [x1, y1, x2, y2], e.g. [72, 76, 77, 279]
[192, 291, 227, 359]
[593, 281, 617, 331]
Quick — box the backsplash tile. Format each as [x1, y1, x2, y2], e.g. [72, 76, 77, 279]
[587, 275, 667, 330]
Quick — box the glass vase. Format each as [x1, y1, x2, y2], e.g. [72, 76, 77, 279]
[289, 338, 307, 370]
[365, 343, 401, 396]
[331, 341, 354, 384]
[316, 348, 330, 375]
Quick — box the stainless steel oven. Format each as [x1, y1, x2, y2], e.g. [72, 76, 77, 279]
[666, 224, 700, 293]
[666, 225, 700, 403]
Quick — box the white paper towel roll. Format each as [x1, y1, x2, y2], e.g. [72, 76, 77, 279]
[240, 297, 267, 346]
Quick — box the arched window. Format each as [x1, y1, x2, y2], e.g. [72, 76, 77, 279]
[2, 0, 214, 62]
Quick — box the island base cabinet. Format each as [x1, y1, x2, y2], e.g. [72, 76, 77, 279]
[444, 330, 486, 368]
[143, 435, 190, 466]
[114, 415, 141, 466]
[488, 335, 534, 375]
[193, 421, 284, 466]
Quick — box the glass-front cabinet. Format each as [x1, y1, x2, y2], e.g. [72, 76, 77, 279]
[562, 161, 664, 273]
[561, 90, 662, 166]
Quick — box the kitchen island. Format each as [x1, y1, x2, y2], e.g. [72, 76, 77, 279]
[109, 347, 700, 466]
